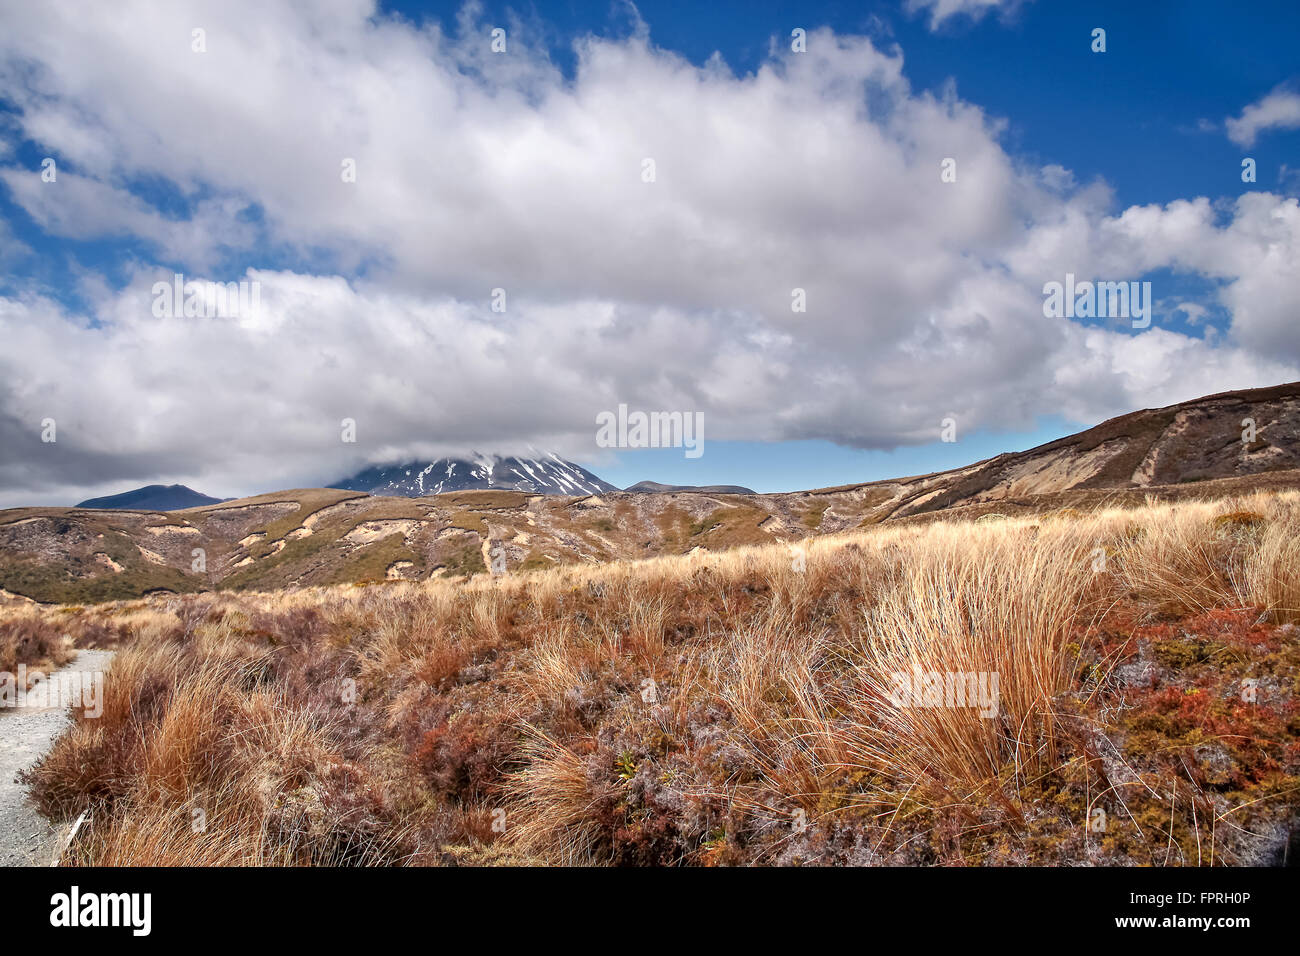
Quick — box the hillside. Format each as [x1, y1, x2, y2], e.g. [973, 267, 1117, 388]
[75, 484, 225, 512]
[1, 383, 1297, 603]
[895, 381, 1300, 518]
[10, 489, 1299, 866]
[625, 480, 758, 494]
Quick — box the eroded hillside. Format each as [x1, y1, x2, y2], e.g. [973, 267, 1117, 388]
[2, 382, 1297, 603]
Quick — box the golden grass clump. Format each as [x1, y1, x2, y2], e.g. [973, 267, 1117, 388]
[847, 521, 1094, 789]
[1244, 501, 1300, 622]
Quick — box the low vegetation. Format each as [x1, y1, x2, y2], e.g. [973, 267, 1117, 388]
[5, 491, 1299, 865]
[0, 615, 75, 675]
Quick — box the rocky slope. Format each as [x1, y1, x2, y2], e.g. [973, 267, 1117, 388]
[1, 382, 1297, 601]
[893, 381, 1300, 518]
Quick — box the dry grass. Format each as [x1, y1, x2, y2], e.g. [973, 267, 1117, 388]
[1245, 509, 1300, 623]
[14, 490, 1300, 866]
[0, 613, 75, 675]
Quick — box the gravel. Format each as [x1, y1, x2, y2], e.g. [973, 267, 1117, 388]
[0, 650, 115, 867]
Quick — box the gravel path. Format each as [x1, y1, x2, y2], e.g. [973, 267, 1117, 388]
[0, 650, 114, 867]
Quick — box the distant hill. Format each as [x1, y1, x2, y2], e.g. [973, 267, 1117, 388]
[3, 382, 1297, 602]
[75, 484, 225, 512]
[331, 453, 617, 496]
[625, 480, 757, 494]
[885, 380, 1300, 519]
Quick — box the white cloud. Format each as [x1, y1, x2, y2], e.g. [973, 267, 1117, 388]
[1280, 163, 1300, 196]
[1226, 87, 1300, 147]
[0, 1, 1292, 502]
[0, 168, 253, 268]
[1168, 301, 1209, 325]
[906, 0, 1031, 30]
[0, 218, 32, 268]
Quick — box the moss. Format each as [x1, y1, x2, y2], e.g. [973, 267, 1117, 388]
[1151, 635, 1245, 670]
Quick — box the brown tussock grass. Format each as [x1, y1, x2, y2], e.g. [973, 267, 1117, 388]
[15, 489, 1300, 865]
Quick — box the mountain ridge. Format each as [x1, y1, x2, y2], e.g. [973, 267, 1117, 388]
[75, 484, 226, 512]
[330, 453, 617, 497]
[2, 381, 1296, 603]
[624, 480, 757, 494]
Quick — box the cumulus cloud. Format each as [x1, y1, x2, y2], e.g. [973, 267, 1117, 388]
[0, 169, 256, 269]
[0, 1, 1293, 504]
[906, 0, 1032, 30]
[1226, 87, 1300, 147]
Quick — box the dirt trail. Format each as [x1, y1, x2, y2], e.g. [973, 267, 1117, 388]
[0, 650, 114, 866]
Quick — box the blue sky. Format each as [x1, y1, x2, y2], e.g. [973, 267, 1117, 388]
[0, 0, 1298, 503]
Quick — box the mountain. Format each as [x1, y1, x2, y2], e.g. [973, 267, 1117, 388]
[4, 382, 1298, 602]
[884, 380, 1300, 519]
[625, 480, 757, 494]
[75, 484, 225, 511]
[331, 453, 618, 497]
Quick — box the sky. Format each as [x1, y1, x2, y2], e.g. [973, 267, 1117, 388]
[0, 0, 1298, 504]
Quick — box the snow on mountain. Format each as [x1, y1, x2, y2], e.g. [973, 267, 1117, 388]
[330, 453, 618, 497]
